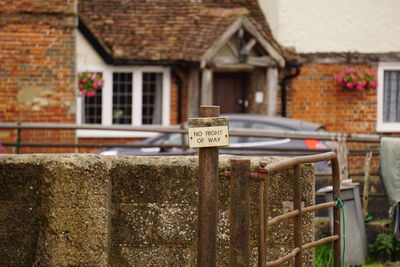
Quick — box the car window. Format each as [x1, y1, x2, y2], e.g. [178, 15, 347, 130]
[229, 120, 247, 144]
[153, 133, 186, 146]
[248, 122, 288, 142]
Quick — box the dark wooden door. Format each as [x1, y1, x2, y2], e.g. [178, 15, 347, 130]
[213, 72, 248, 113]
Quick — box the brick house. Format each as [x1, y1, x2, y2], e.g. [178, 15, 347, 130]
[1, 0, 293, 152]
[76, 0, 291, 144]
[259, 0, 400, 136]
[258, 1, 400, 173]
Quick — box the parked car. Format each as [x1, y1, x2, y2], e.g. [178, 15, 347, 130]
[98, 114, 332, 172]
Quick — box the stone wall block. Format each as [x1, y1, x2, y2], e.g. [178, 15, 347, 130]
[33, 156, 111, 267]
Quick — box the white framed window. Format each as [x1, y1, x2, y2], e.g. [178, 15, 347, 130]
[377, 62, 400, 132]
[76, 65, 171, 137]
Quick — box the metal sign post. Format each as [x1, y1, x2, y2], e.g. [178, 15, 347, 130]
[188, 105, 229, 267]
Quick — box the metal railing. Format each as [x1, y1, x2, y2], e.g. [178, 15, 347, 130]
[0, 122, 380, 152]
[224, 152, 341, 267]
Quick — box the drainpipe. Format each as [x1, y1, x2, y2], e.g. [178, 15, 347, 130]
[279, 62, 301, 117]
[172, 69, 183, 123]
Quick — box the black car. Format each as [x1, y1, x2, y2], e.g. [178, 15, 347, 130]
[98, 114, 332, 172]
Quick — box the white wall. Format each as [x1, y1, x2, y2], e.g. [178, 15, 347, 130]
[76, 31, 105, 66]
[259, 0, 400, 53]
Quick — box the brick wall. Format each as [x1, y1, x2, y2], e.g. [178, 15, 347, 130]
[288, 62, 381, 173]
[288, 63, 378, 134]
[0, 0, 77, 153]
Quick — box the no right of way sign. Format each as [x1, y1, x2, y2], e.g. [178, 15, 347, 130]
[187, 117, 229, 148]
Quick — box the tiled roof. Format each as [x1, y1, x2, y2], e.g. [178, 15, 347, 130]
[78, 0, 286, 64]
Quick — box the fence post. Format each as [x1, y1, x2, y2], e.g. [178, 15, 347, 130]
[16, 122, 21, 154]
[337, 137, 349, 183]
[197, 105, 219, 267]
[362, 151, 373, 218]
[229, 159, 250, 267]
[258, 162, 268, 267]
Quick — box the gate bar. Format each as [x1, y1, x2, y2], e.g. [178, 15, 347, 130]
[293, 165, 302, 267]
[258, 162, 268, 267]
[198, 105, 219, 267]
[332, 157, 341, 267]
[253, 152, 341, 267]
[229, 159, 251, 267]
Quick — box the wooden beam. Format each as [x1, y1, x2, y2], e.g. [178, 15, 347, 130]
[201, 69, 213, 105]
[241, 17, 285, 67]
[188, 68, 200, 118]
[201, 17, 243, 68]
[241, 38, 257, 55]
[248, 56, 277, 67]
[213, 64, 254, 71]
[212, 56, 239, 66]
[267, 67, 278, 116]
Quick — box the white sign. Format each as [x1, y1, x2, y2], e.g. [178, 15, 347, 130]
[188, 126, 229, 148]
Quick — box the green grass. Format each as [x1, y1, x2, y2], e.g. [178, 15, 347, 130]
[315, 244, 385, 267]
[315, 244, 334, 267]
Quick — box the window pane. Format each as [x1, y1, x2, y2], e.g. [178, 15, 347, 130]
[383, 71, 400, 123]
[142, 72, 163, 125]
[113, 72, 133, 124]
[83, 73, 102, 124]
[248, 122, 287, 142]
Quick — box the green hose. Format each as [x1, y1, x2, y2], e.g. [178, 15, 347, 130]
[334, 197, 345, 267]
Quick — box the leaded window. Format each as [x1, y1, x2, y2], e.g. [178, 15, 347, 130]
[112, 72, 133, 124]
[142, 72, 163, 125]
[83, 90, 102, 124]
[383, 70, 400, 123]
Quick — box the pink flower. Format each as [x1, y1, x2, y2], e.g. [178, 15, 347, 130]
[350, 74, 356, 81]
[345, 68, 355, 73]
[93, 81, 99, 89]
[79, 90, 87, 96]
[82, 78, 87, 83]
[346, 82, 354, 88]
[369, 81, 377, 89]
[79, 84, 83, 89]
[86, 91, 96, 97]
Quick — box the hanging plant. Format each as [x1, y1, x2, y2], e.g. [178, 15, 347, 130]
[336, 68, 377, 91]
[77, 72, 104, 97]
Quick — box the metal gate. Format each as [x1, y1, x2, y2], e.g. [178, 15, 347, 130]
[222, 152, 342, 267]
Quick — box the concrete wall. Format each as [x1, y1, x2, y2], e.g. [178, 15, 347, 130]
[0, 154, 315, 266]
[259, 0, 400, 53]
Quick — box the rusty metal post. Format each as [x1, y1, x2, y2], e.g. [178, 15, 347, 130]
[332, 157, 341, 267]
[293, 165, 303, 267]
[198, 105, 219, 267]
[258, 161, 268, 267]
[229, 159, 251, 267]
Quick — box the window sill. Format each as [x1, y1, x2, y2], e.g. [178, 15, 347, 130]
[376, 123, 400, 133]
[77, 129, 159, 138]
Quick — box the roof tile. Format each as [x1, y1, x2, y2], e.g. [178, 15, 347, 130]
[78, 0, 286, 63]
